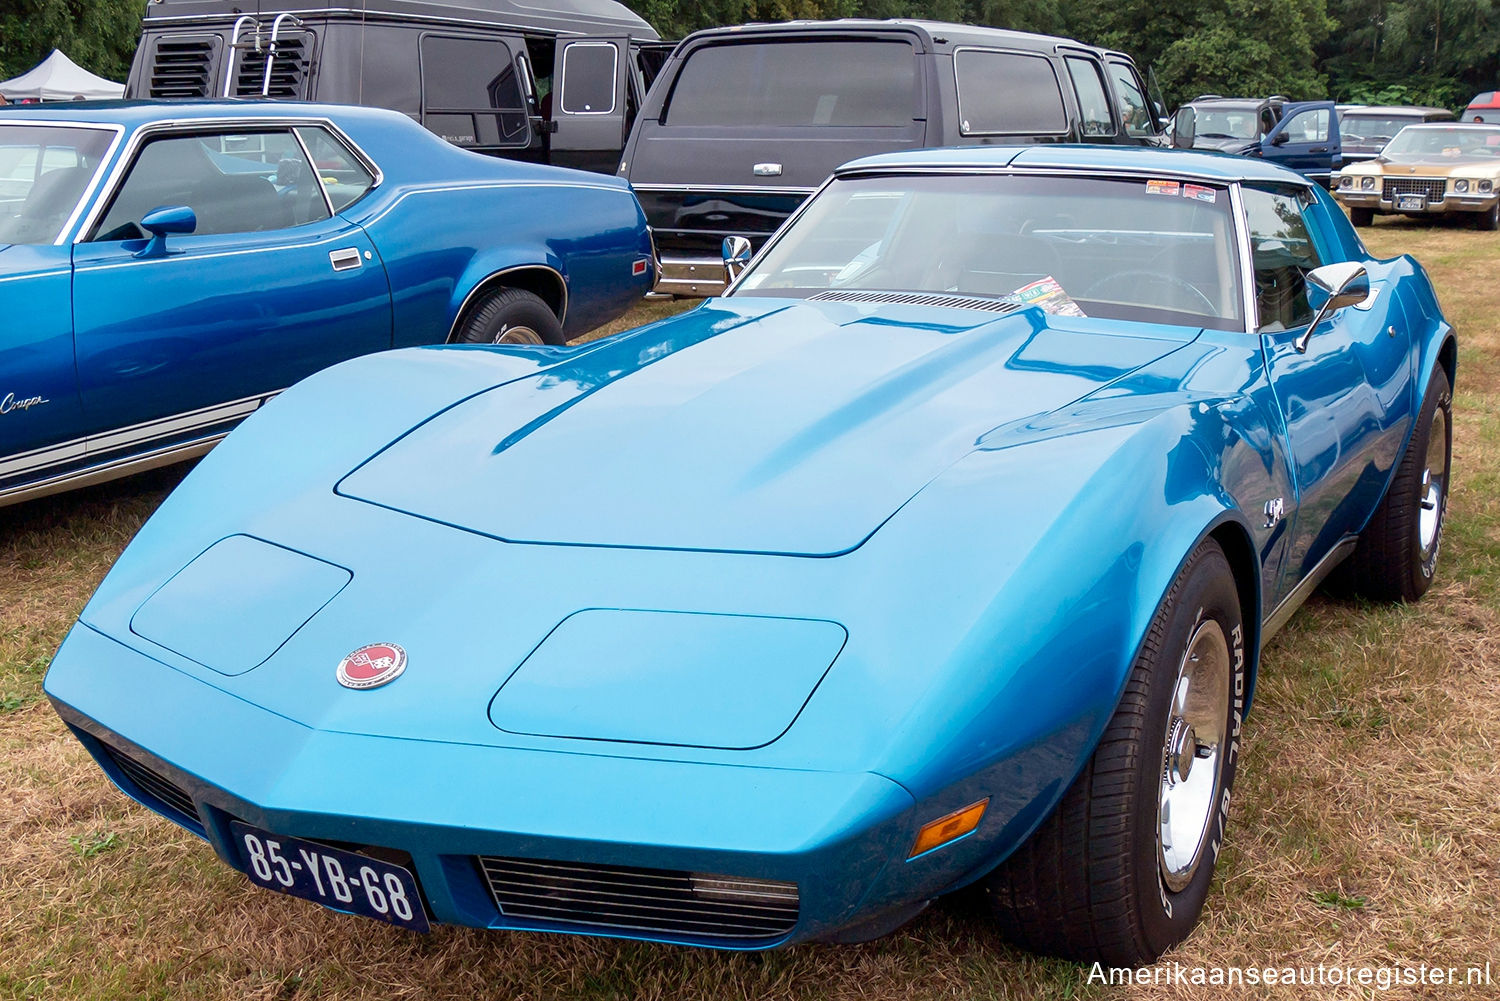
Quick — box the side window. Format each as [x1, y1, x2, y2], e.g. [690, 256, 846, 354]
[420, 35, 529, 147]
[1064, 56, 1114, 138]
[1259, 109, 1276, 138]
[955, 50, 1067, 135]
[296, 126, 375, 212]
[1106, 60, 1155, 137]
[559, 41, 617, 115]
[1242, 186, 1325, 331]
[1283, 108, 1330, 143]
[92, 130, 330, 242]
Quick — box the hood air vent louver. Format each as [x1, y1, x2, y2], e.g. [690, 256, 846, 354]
[809, 289, 1026, 314]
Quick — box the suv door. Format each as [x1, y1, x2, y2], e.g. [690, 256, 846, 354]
[70, 125, 392, 441]
[550, 36, 631, 172]
[1263, 102, 1341, 184]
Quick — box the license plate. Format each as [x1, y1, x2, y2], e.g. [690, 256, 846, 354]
[1397, 193, 1427, 210]
[230, 821, 430, 932]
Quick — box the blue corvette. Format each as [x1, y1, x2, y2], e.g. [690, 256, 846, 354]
[0, 100, 653, 508]
[46, 146, 1453, 965]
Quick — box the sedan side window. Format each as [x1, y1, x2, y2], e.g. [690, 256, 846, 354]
[1242, 186, 1324, 332]
[92, 130, 330, 241]
[296, 127, 376, 212]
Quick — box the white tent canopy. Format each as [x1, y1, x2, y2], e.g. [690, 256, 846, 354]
[0, 50, 124, 102]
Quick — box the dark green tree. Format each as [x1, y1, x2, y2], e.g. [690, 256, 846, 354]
[0, 0, 141, 82]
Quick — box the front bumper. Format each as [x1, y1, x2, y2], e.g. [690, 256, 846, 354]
[1336, 187, 1499, 214]
[46, 623, 942, 948]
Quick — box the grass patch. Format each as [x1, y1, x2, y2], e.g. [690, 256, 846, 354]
[3, 225, 1499, 999]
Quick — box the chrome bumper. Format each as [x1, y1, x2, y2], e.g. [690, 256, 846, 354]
[655, 256, 728, 297]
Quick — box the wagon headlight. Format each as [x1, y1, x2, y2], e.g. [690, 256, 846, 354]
[1456, 179, 1471, 193]
[1361, 176, 1376, 191]
[1483, 180, 1494, 193]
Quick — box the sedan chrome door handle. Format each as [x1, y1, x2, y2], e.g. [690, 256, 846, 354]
[329, 248, 362, 272]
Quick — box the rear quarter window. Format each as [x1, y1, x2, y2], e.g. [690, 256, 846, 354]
[955, 49, 1067, 135]
[664, 40, 919, 127]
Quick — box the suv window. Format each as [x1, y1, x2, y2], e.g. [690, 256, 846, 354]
[955, 50, 1066, 135]
[665, 40, 919, 128]
[1106, 60, 1155, 137]
[295, 126, 375, 211]
[92, 130, 330, 241]
[1064, 56, 1114, 138]
[1243, 186, 1324, 331]
[420, 35, 529, 147]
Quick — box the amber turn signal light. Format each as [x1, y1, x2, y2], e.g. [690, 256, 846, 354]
[908, 798, 989, 859]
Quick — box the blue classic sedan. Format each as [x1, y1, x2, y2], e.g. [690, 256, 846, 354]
[0, 101, 654, 507]
[46, 146, 1452, 965]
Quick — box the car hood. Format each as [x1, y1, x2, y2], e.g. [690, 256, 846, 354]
[1371, 155, 1498, 174]
[338, 298, 1198, 556]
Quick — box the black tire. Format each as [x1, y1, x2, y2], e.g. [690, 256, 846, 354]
[1348, 206, 1375, 227]
[452, 287, 564, 345]
[1341, 366, 1452, 602]
[1477, 202, 1500, 231]
[981, 540, 1245, 966]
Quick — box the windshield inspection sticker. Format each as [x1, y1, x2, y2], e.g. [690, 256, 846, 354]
[1183, 183, 1218, 203]
[1146, 179, 1181, 196]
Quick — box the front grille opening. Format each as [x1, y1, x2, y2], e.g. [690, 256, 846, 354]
[103, 746, 202, 829]
[1382, 177, 1447, 202]
[477, 856, 799, 941]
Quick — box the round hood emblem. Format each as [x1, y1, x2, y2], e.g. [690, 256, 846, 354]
[337, 643, 407, 690]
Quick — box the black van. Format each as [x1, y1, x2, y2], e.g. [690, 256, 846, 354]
[124, 0, 672, 173]
[620, 19, 1167, 295]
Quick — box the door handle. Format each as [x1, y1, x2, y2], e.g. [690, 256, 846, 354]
[1310, 146, 1329, 153]
[329, 248, 362, 272]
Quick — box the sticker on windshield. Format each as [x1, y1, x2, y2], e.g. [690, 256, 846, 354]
[1146, 179, 1181, 196]
[1182, 183, 1217, 203]
[999, 276, 1087, 318]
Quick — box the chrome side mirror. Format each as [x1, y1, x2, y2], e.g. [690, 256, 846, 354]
[1296, 262, 1369, 352]
[722, 235, 753, 284]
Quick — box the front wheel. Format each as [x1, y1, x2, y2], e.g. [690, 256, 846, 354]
[1341, 367, 1452, 601]
[981, 540, 1245, 965]
[451, 288, 564, 345]
[1348, 206, 1374, 227]
[1477, 202, 1500, 231]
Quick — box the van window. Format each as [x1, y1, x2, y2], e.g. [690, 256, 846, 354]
[665, 40, 918, 128]
[420, 35, 529, 147]
[1106, 59, 1155, 137]
[1064, 57, 1114, 138]
[559, 41, 617, 114]
[955, 50, 1066, 135]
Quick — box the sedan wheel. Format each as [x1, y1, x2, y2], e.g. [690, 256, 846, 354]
[452, 287, 564, 346]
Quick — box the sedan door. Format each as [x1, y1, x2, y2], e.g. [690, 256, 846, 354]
[1247, 185, 1413, 603]
[70, 125, 391, 446]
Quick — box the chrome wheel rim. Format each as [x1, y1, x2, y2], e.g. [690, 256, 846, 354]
[495, 325, 543, 345]
[1158, 618, 1230, 893]
[1418, 407, 1448, 556]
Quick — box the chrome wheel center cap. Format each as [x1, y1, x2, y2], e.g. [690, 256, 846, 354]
[1167, 718, 1197, 783]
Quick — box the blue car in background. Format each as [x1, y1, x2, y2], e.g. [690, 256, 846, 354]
[0, 101, 654, 508]
[1172, 96, 1343, 185]
[47, 146, 1453, 965]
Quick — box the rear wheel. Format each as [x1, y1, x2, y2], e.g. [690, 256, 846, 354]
[1341, 367, 1451, 602]
[981, 540, 1244, 966]
[452, 288, 564, 345]
[1348, 206, 1374, 227]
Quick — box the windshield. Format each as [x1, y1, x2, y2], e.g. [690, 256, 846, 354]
[1341, 115, 1427, 144]
[0, 125, 114, 244]
[735, 173, 1245, 331]
[1192, 108, 1261, 141]
[1383, 125, 1500, 159]
[665, 40, 919, 128]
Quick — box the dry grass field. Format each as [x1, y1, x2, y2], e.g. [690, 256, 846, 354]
[3, 223, 1498, 1001]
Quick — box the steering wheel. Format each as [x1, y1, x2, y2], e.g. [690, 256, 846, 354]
[1083, 270, 1217, 315]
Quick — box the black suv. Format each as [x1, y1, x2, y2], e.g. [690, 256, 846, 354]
[620, 19, 1167, 295]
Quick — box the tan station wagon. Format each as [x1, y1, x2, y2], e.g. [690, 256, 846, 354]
[1335, 123, 1500, 228]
